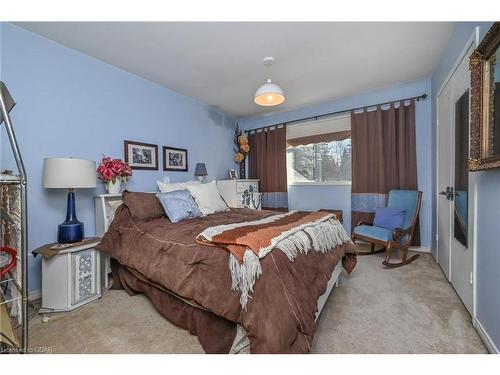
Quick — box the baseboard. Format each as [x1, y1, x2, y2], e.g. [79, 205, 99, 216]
[409, 246, 431, 253]
[28, 289, 41, 302]
[357, 243, 431, 253]
[474, 316, 499, 354]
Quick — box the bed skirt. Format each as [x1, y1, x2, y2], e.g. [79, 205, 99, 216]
[110, 259, 237, 354]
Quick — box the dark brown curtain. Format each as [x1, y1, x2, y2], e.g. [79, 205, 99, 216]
[351, 100, 420, 245]
[248, 130, 266, 186]
[248, 126, 288, 209]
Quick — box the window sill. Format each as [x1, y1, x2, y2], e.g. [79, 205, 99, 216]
[288, 181, 352, 187]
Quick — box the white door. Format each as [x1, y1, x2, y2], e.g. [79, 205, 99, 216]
[437, 39, 475, 315]
[449, 43, 474, 315]
[437, 82, 452, 280]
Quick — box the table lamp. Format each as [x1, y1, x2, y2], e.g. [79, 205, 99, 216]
[43, 158, 96, 243]
[194, 163, 207, 182]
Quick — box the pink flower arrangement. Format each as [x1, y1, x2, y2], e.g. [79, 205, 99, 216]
[97, 156, 132, 183]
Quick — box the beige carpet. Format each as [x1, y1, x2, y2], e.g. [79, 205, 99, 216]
[28, 249, 487, 354]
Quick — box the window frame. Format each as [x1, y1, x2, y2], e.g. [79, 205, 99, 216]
[288, 180, 352, 187]
[286, 115, 352, 187]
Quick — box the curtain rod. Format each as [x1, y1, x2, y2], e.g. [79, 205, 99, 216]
[245, 93, 428, 134]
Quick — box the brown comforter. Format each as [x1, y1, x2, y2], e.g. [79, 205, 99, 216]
[97, 206, 357, 353]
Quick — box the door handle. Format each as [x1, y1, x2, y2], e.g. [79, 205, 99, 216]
[439, 186, 455, 201]
[439, 186, 450, 199]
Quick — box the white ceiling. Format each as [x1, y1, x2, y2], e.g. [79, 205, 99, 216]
[15, 22, 455, 118]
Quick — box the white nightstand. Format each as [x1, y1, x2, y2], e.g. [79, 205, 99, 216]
[39, 239, 101, 313]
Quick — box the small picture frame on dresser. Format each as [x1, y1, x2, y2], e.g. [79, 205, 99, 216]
[228, 169, 237, 179]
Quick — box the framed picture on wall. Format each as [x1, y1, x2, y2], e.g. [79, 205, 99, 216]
[124, 140, 159, 170]
[163, 146, 188, 172]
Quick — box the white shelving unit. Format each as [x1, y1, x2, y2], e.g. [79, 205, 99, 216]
[94, 193, 122, 289]
[0, 82, 28, 352]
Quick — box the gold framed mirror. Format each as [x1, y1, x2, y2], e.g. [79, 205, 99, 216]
[469, 22, 500, 171]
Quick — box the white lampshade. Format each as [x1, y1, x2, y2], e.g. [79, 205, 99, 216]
[254, 79, 285, 107]
[43, 158, 96, 189]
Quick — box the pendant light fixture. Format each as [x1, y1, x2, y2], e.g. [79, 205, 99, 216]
[254, 57, 285, 107]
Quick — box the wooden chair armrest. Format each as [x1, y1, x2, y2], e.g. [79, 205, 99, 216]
[356, 220, 373, 227]
[392, 227, 410, 242]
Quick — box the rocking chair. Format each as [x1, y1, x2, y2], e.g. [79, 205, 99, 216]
[352, 190, 423, 268]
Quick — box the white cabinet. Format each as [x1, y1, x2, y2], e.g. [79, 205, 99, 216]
[217, 179, 261, 209]
[41, 241, 101, 312]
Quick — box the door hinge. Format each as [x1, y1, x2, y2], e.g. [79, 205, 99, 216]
[470, 271, 473, 285]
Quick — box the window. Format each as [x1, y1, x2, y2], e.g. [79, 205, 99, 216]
[286, 116, 351, 185]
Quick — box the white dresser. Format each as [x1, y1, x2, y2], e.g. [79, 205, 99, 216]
[217, 179, 261, 209]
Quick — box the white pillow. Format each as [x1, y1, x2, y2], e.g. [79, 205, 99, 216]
[157, 180, 200, 193]
[186, 181, 228, 215]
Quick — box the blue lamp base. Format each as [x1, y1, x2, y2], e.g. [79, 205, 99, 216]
[58, 190, 84, 244]
[58, 221, 84, 243]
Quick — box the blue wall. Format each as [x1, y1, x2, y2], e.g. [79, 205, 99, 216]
[239, 79, 433, 246]
[0, 24, 3, 81]
[288, 185, 352, 232]
[0, 23, 236, 293]
[432, 21, 499, 351]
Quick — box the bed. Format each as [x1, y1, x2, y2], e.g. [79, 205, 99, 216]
[96, 191, 357, 354]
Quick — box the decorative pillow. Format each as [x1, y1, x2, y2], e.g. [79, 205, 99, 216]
[186, 181, 228, 215]
[373, 207, 406, 230]
[156, 190, 202, 223]
[122, 191, 165, 221]
[157, 180, 201, 193]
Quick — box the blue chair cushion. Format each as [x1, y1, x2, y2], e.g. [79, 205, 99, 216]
[387, 190, 419, 230]
[373, 207, 406, 230]
[354, 225, 393, 242]
[156, 190, 202, 223]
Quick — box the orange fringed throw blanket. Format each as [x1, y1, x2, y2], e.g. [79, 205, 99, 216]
[197, 211, 352, 308]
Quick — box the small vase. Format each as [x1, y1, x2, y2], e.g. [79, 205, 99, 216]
[239, 159, 246, 179]
[106, 179, 122, 194]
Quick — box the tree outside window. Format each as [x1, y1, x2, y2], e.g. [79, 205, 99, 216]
[287, 138, 351, 183]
